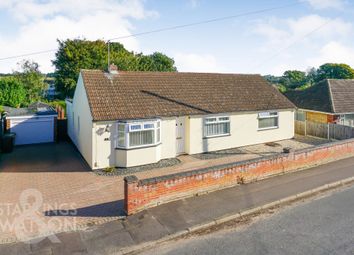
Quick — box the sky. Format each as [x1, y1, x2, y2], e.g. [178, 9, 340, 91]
[0, 0, 353, 75]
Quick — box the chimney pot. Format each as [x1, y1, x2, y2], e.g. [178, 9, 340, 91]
[109, 63, 118, 74]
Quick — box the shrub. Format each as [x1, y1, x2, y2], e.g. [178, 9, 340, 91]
[103, 166, 115, 173]
[0, 77, 28, 107]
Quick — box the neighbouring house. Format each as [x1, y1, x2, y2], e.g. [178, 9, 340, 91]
[3, 102, 58, 145]
[285, 79, 354, 126]
[66, 66, 295, 169]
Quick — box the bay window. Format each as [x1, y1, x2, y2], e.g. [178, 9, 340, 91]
[117, 119, 161, 149]
[204, 116, 230, 137]
[258, 112, 278, 130]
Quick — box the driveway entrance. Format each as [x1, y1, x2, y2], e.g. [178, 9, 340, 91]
[0, 142, 122, 243]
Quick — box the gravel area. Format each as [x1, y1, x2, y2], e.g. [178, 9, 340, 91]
[92, 158, 181, 176]
[193, 135, 331, 160]
[192, 148, 249, 160]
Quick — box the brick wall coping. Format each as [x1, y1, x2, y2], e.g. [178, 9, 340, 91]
[125, 138, 354, 186]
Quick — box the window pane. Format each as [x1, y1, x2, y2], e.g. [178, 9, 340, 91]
[118, 124, 125, 147]
[130, 124, 141, 131]
[259, 112, 278, 118]
[218, 117, 229, 122]
[205, 122, 230, 136]
[258, 117, 278, 129]
[129, 130, 154, 147]
[258, 112, 270, 118]
[144, 123, 154, 129]
[205, 118, 217, 123]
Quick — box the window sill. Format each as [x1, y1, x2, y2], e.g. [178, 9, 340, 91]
[203, 134, 231, 139]
[116, 143, 161, 150]
[257, 126, 279, 131]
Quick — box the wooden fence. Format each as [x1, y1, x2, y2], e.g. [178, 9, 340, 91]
[57, 119, 68, 141]
[295, 120, 354, 140]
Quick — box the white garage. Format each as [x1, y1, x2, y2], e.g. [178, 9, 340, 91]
[9, 116, 56, 145]
[3, 102, 57, 145]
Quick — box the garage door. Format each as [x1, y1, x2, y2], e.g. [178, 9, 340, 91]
[10, 117, 54, 145]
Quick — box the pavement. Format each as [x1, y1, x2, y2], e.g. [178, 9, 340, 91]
[143, 182, 354, 255]
[1, 155, 354, 254]
[0, 137, 326, 242]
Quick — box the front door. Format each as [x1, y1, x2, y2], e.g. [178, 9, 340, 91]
[176, 117, 185, 155]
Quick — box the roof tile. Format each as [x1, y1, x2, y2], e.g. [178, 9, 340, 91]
[285, 79, 354, 114]
[81, 70, 295, 121]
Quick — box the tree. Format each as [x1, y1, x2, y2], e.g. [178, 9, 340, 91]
[264, 75, 282, 84]
[52, 39, 177, 97]
[52, 39, 107, 97]
[265, 63, 354, 93]
[280, 70, 307, 89]
[13, 60, 46, 102]
[305, 67, 317, 85]
[149, 52, 177, 71]
[315, 63, 354, 82]
[0, 77, 27, 107]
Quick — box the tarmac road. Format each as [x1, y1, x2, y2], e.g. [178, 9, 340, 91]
[142, 184, 354, 255]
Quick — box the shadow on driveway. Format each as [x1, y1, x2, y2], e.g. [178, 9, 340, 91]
[44, 200, 125, 217]
[0, 142, 91, 172]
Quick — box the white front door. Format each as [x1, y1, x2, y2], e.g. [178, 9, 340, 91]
[176, 117, 185, 155]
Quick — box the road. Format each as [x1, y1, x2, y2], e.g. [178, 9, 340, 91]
[142, 184, 354, 255]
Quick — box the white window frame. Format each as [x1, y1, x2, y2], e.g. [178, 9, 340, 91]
[203, 116, 230, 138]
[258, 111, 279, 130]
[116, 119, 161, 149]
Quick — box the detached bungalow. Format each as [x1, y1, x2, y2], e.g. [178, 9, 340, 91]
[285, 79, 354, 126]
[66, 66, 295, 169]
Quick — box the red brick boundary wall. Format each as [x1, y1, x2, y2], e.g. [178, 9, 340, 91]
[124, 139, 354, 215]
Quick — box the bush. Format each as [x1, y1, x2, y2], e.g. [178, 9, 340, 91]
[0, 77, 28, 107]
[103, 166, 115, 173]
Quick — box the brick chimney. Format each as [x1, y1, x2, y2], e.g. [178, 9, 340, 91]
[108, 63, 118, 74]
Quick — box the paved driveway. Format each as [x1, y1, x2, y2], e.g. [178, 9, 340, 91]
[0, 142, 122, 243]
[0, 142, 90, 172]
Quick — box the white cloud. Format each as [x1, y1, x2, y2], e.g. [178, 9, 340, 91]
[254, 15, 352, 47]
[308, 41, 354, 67]
[305, 0, 345, 10]
[174, 53, 223, 73]
[252, 14, 354, 74]
[288, 15, 351, 38]
[187, 0, 200, 8]
[0, 0, 157, 73]
[0, 0, 157, 22]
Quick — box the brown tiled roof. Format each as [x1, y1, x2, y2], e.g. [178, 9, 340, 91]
[328, 79, 354, 113]
[284, 80, 333, 113]
[81, 70, 295, 121]
[285, 79, 354, 114]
